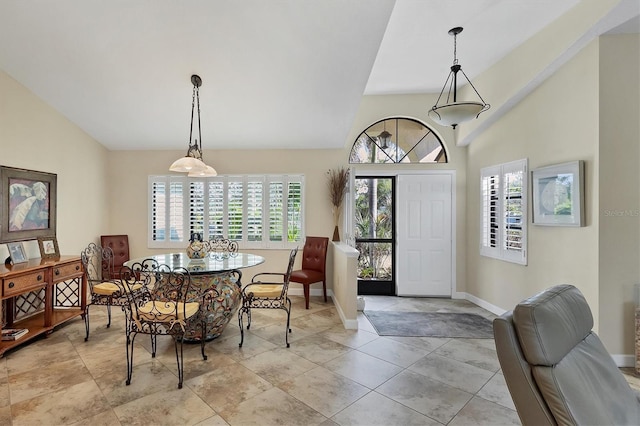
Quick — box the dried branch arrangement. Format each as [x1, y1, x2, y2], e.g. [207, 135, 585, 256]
[327, 167, 349, 208]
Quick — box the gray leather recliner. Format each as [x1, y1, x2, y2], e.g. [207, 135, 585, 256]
[493, 284, 640, 425]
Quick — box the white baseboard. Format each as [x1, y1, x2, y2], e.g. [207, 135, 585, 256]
[610, 354, 635, 368]
[462, 292, 508, 316]
[331, 294, 358, 330]
[462, 292, 635, 368]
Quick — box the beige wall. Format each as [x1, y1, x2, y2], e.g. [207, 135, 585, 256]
[466, 40, 601, 327]
[0, 70, 109, 260]
[106, 148, 344, 282]
[457, 0, 621, 146]
[598, 34, 640, 354]
[107, 92, 468, 294]
[467, 33, 640, 358]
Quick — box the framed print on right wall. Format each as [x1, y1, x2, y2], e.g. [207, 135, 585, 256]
[532, 160, 584, 227]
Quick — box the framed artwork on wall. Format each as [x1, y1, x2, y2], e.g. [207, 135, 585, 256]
[532, 160, 584, 227]
[37, 236, 60, 259]
[0, 166, 57, 243]
[7, 242, 28, 264]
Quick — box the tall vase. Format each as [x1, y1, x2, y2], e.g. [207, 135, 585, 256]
[332, 205, 341, 242]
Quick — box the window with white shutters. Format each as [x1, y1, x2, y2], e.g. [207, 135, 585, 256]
[480, 159, 527, 265]
[148, 175, 304, 249]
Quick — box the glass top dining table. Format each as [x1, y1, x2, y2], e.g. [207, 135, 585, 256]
[124, 252, 265, 274]
[123, 251, 265, 341]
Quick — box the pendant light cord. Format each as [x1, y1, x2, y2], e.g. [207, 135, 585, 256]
[196, 83, 202, 154]
[453, 31, 458, 66]
[187, 82, 203, 158]
[188, 85, 196, 155]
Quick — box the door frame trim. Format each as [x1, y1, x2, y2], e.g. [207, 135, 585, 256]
[350, 168, 457, 297]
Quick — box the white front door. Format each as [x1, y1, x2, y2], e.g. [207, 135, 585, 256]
[396, 174, 452, 296]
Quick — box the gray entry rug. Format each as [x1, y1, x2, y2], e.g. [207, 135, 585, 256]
[364, 311, 494, 338]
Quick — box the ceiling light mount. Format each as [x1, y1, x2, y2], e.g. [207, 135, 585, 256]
[169, 74, 217, 177]
[428, 27, 490, 129]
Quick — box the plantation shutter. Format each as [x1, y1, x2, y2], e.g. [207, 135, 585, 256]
[269, 181, 284, 242]
[480, 167, 500, 256]
[227, 179, 244, 241]
[247, 178, 263, 242]
[480, 160, 527, 265]
[504, 170, 522, 252]
[207, 180, 224, 239]
[168, 180, 185, 242]
[189, 181, 205, 239]
[502, 160, 527, 263]
[151, 181, 166, 241]
[287, 180, 302, 243]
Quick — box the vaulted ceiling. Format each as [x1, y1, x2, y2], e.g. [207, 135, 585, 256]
[0, 1, 636, 151]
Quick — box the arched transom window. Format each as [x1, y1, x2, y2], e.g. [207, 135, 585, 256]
[349, 117, 447, 164]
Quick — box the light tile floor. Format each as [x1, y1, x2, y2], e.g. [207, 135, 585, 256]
[0, 295, 637, 425]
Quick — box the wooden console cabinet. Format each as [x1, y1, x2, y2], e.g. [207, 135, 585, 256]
[0, 256, 85, 356]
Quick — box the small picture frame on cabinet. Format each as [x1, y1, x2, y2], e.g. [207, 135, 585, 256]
[7, 242, 28, 264]
[37, 236, 60, 259]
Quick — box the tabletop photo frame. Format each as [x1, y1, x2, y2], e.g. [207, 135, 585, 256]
[37, 235, 60, 259]
[7, 242, 28, 264]
[532, 160, 584, 227]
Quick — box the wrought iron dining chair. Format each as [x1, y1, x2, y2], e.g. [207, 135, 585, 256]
[238, 247, 298, 348]
[81, 242, 142, 341]
[120, 261, 212, 389]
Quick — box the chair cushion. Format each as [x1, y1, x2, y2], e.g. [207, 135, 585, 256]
[93, 281, 142, 296]
[136, 301, 199, 322]
[249, 284, 284, 298]
[290, 269, 324, 285]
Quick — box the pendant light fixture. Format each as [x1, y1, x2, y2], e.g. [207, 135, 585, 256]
[428, 27, 490, 129]
[169, 74, 217, 176]
[377, 120, 392, 150]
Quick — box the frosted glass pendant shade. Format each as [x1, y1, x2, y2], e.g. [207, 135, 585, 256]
[169, 156, 206, 172]
[188, 164, 217, 177]
[428, 102, 486, 128]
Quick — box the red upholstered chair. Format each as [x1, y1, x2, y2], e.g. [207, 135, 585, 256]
[101, 235, 130, 279]
[290, 236, 329, 309]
